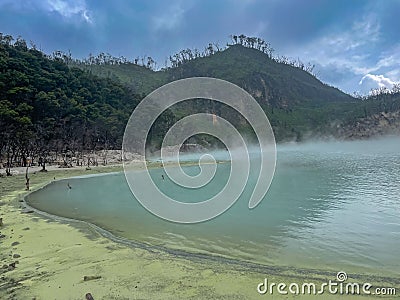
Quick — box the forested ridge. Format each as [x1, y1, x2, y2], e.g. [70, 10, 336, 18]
[1, 33, 400, 169]
[73, 34, 400, 142]
[0, 35, 144, 168]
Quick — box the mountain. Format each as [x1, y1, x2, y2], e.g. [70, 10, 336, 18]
[77, 44, 400, 141]
[79, 62, 168, 95]
[1, 34, 399, 168]
[76, 44, 362, 141]
[337, 92, 400, 139]
[165, 45, 355, 107]
[78, 44, 354, 107]
[0, 38, 141, 167]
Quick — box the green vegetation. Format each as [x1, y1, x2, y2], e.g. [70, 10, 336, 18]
[0, 35, 142, 168]
[1, 33, 399, 168]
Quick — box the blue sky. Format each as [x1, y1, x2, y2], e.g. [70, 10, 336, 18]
[0, 0, 399, 95]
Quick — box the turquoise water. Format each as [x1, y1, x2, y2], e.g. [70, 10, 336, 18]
[26, 138, 400, 276]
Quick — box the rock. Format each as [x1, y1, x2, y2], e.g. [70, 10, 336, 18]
[0, 218, 3, 227]
[2, 264, 8, 269]
[11, 241, 19, 247]
[13, 254, 20, 259]
[22, 227, 30, 231]
[0, 234, 5, 239]
[85, 293, 95, 300]
[21, 208, 34, 214]
[83, 275, 101, 282]
[8, 262, 16, 271]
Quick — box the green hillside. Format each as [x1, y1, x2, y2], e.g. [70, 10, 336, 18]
[73, 43, 364, 141]
[1, 34, 399, 167]
[165, 45, 354, 106]
[79, 63, 168, 95]
[76, 44, 354, 107]
[0, 37, 141, 167]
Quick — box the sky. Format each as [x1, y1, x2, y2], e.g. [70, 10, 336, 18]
[0, 0, 399, 95]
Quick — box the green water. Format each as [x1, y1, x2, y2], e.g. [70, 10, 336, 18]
[26, 138, 400, 276]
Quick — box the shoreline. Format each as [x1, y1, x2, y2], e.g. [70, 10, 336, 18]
[1, 166, 399, 299]
[23, 176, 400, 283]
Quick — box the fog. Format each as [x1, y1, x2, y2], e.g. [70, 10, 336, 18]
[148, 135, 400, 163]
[277, 135, 400, 154]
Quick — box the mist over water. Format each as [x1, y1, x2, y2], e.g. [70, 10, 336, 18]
[26, 137, 400, 276]
[149, 148, 230, 163]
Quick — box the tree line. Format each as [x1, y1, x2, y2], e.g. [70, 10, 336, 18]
[32, 33, 316, 76]
[167, 34, 315, 75]
[0, 34, 145, 169]
[1, 32, 399, 171]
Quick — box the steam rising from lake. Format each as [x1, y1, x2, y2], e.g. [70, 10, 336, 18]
[149, 135, 400, 163]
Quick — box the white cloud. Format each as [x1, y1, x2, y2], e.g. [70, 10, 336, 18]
[359, 74, 397, 93]
[0, 0, 93, 23]
[314, 14, 380, 56]
[284, 11, 400, 94]
[46, 0, 92, 23]
[352, 14, 381, 44]
[375, 45, 400, 71]
[357, 46, 400, 93]
[285, 13, 382, 83]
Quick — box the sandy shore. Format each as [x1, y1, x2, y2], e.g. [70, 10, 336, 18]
[0, 166, 399, 299]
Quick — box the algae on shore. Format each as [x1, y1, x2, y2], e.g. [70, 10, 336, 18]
[0, 166, 399, 299]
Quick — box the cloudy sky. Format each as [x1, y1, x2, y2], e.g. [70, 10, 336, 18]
[1, 0, 399, 95]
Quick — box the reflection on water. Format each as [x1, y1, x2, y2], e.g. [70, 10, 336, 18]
[26, 137, 400, 276]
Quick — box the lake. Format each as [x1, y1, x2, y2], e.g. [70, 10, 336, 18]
[26, 137, 400, 277]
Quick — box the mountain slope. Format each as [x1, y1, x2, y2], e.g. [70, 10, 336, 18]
[0, 39, 143, 166]
[77, 45, 355, 108]
[79, 63, 168, 95]
[2, 34, 399, 171]
[165, 45, 354, 107]
[73, 44, 400, 141]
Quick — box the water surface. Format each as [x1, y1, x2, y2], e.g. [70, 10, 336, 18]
[26, 137, 400, 276]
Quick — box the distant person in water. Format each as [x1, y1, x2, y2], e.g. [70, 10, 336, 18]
[161, 174, 164, 180]
[67, 182, 72, 189]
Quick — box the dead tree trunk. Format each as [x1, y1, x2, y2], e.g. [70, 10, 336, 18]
[41, 158, 47, 172]
[86, 156, 91, 170]
[25, 167, 30, 191]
